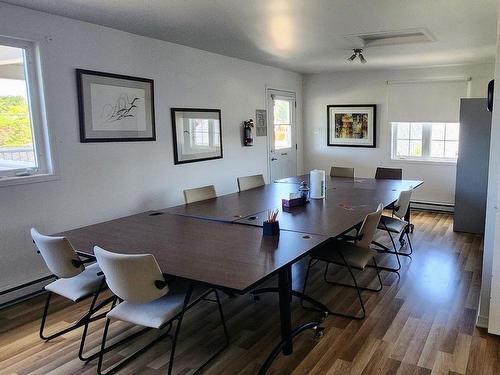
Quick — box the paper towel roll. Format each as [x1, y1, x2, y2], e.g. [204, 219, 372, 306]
[310, 169, 326, 199]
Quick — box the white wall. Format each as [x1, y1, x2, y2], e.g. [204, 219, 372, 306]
[303, 64, 494, 205]
[0, 3, 303, 294]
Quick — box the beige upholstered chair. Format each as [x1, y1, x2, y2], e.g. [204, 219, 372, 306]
[375, 167, 402, 180]
[237, 174, 265, 192]
[377, 189, 414, 257]
[183, 185, 217, 204]
[330, 166, 355, 178]
[94, 246, 229, 375]
[31, 228, 109, 362]
[301, 204, 384, 320]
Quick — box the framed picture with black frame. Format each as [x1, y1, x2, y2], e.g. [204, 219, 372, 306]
[171, 108, 223, 164]
[327, 104, 376, 148]
[76, 69, 156, 142]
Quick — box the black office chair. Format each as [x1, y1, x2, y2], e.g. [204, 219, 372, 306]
[301, 204, 384, 320]
[375, 167, 402, 180]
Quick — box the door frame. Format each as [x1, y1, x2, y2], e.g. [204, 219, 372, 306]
[266, 88, 297, 182]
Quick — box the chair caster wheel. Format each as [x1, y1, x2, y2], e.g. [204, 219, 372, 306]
[399, 239, 406, 247]
[253, 295, 260, 302]
[409, 224, 415, 233]
[320, 312, 328, 322]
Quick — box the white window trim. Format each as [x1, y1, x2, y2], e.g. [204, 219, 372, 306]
[0, 35, 54, 187]
[391, 122, 458, 164]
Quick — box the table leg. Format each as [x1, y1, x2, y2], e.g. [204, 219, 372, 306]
[257, 265, 323, 375]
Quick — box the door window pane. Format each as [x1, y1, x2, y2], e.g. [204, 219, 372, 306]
[0, 45, 37, 172]
[274, 125, 291, 149]
[273, 100, 290, 124]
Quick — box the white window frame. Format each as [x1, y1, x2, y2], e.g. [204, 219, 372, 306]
[0, 35, 54, 186]
[391, 122, 459, 164]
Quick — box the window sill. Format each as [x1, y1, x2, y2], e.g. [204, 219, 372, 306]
[391, 158, 457, 166]
[0, 173, 59, 187]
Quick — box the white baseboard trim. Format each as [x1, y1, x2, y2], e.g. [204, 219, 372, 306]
[476, 314, 489, 329]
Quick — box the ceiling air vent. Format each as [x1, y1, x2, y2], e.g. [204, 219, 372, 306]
[345, 28, 435, 48]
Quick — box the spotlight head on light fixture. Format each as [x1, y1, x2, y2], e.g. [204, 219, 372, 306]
[347, 48, 367, 64]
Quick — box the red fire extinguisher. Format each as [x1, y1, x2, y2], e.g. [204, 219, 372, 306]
[243, 119, 254, 146]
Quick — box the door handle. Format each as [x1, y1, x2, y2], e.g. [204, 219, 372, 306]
[281, 153, 288, 156]
[271, 157, 278, 161]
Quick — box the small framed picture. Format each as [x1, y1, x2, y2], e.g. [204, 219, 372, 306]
[76, 69, 155, 142]
[171, 108, 223, 164]
[327, 104, 376, 147]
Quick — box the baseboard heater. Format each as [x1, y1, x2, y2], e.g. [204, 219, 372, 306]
[0, 274, 55, 309]
[410, 200, 454, 213]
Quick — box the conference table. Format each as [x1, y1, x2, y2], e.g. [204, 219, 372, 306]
[59, 175, 423, 374]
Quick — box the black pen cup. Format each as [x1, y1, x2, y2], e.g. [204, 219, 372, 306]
[263, 220, 280, 236]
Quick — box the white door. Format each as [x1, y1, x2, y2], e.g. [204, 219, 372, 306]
[267, 89, 297, 181]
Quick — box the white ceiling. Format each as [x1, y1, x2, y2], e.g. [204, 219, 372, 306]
[2, 0, 497, 73]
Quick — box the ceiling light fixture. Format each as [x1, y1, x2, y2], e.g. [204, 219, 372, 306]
[347, 48, 367, 64]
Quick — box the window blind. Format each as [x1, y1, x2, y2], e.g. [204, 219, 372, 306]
[387, 79, 469, 123]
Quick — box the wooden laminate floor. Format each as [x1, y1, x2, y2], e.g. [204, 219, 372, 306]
[1, 211, 499, 374]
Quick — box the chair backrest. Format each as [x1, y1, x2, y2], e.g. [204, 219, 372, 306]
[183, 185, 217, 204]
[330, 166, 354, 178]
[94, 246, 168, 304]
[31, 228, 84, 279]
[356, 203, 384, 249]
[394, 189, 413, 219]
[375, 167, 402, 180]
[237, 174, 265, 192]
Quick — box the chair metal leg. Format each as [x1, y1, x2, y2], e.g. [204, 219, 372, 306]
[373, 258, 383, 291]
[78, 295, 116, 362]
[341, 256, 366, 320]
[323, 261, 383, 293]
[97, 287, 228, 375]
[167, 284, 193, 375]
[298, 257, 366, 320]
[370, 221, 403, 273]
[39, 287, 109, 344]
[97, 317, 112, 375]
[405, 231, 414, 255]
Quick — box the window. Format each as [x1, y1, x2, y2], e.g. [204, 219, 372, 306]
[0, 36, 51, 181]
[273, 99, 292, 150]
[392, 122, 459, 162]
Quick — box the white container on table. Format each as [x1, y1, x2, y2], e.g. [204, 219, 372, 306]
[310, 169, 326, 199]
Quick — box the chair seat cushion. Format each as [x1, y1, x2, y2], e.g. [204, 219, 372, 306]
[45, 263, 104, 302]
[378, 216, 407, 234]
[107, 281, 208, 329]
[311, 241, 377, 270]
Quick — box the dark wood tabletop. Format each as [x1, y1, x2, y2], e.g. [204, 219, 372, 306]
[59, 212, 327, 293]
[275, 174, 422, 190]
[166, 177, 423, 229]
[236, 189, 390, 236]
[165, 182, 300, 222]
